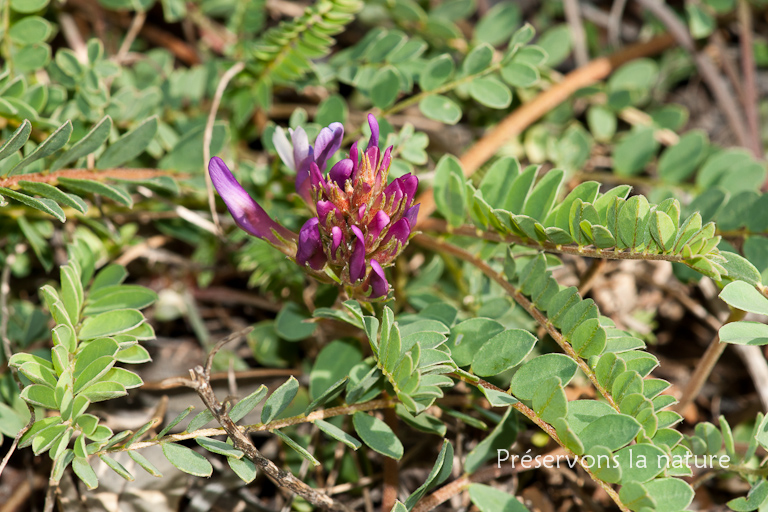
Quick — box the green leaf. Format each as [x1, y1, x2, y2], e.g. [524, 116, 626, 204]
[230, 385, 268, 422]
[579, 414, 642, 452]
[532, 377, 567, 424]
[99, 454, 134, 481]
[275, 302, 316, 341]
[162, 442, 213, 477]
[78, 309, 145, 339]
[432, 154, 466, 228]
[84, 285, 158, 315]
[524, 168, 564, 221]
[469, 77, 512, 109]
[462, 43, 494, 75]
[727, 479, 768, 512]
[128, 451, 163, 477]
[719, 281, 768, 316]
[20, 384, 57, 409]
[500, 62, 539, 88]
[614, 443, 667, 484]
[17, 181, 87, 214]
[74, 356, 116, 393]
[618, 482, 655, 511]
[617, 195, 651, 251]
[510, 354, 578, 401]
[404, 440, 454, 509]
[587, 105, 617, 142]
[419, 54, 455, 91]
[570, 318, 607, 358]
[419, 95, 462, 124]
[537, 24, 571, 67]
[370, 66, 400, 108]
[315, 419, 362, 450]
[196, 436, 244, 458]
[719, 321, 768, 346]
[158, 406, 194, 438]
[272, 429, 320, 466]
[586, 445, 621, 484]
[468, 484, 529, 512]
[228, 456, 257, 483]
[657, 130, 708, 183]
[78, 381, 127, 402]
[9, 121, 73, 176]
[57, 177, 133, 207]
[0, 188, 66, 222]
[0, 119, 32, 164]
[720, 251, 762, 285]
[479, 157, 520, 209]
[352, 411, 403, 459]
[51, 116, 113, 172]
[310, 340, 362, 401]
[613, 128, 659, 176]
[91, 263, 128, 290]
[261, 376, 299, 424]
[649, 210, 677, 253]
[73, 457, 99, 489]
[465, 407, 517, 473]
[97, 116, 158, 169]
[471, 329, 536, 376]
[644, 478, 694, 512]
[9, 15, 51, 44]
[473, 3, 520, 45]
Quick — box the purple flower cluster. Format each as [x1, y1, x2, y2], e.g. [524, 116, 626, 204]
[209, 114, 419, 300]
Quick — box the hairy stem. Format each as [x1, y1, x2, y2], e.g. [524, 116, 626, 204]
[414, 233, 619, 412]
[419, 219, 689, 262]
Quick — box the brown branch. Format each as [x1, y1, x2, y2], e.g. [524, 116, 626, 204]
[0, 169, 182, 189]
[673, 308, 746, 413]
[414, 33, 676, 223]
[418, 218, 687, 263]
[186, 364, 351, 512]
[635, 0, 750, 149]
[737, 0, 763, 160]
[381, 407, 399, 512]
[142, 367, 301, 390]
[414, 234, 619, 412]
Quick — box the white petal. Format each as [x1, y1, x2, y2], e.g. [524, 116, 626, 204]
[272, 126, 295, 171]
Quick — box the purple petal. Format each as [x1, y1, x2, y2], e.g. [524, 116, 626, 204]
[365, 146, 380, 172]
[295, 145, 315, 204]
[382, 218, 411, 246]
[331, 226, 344, 258]
[309, 162, 325, 192]
[399, 174, 419, 201]
[367, 210, 390, 242]
[349, 225, 366, 282]
[317, 200, 338, 224]
[367, 260, 389, 298]
[358, 204, 367, 221]
[209, 157, 295, 244]
[367, 113, 379, 150]
[379, 146, 393, 174]
[314, 122, 344, 171]
[404, 204, 420, 227]
[383, 179, 404, 205]
[329, 159, 354, 188]
[296, 217, 327, 270]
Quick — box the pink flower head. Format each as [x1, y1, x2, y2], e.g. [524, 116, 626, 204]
[212, 114, 419, 301]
